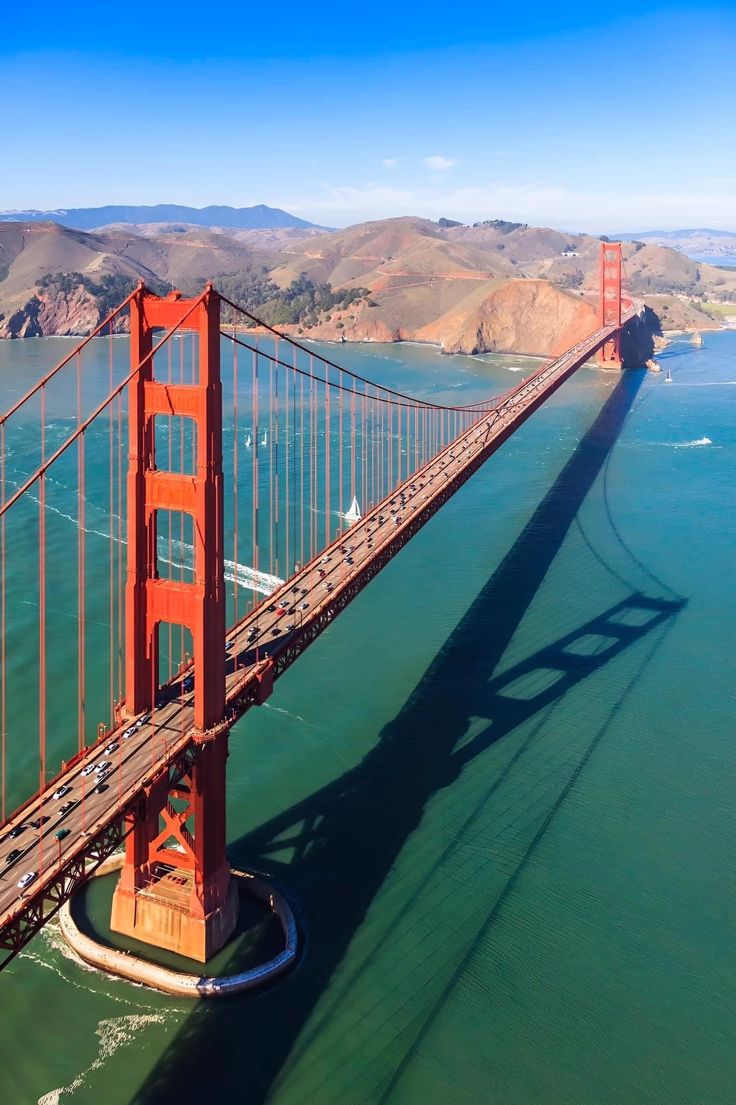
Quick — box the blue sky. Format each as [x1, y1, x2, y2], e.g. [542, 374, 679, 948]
[1, 0, 734, 232]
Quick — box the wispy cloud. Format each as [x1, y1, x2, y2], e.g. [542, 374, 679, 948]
[382, 158, 397, 168]
[423, 155, 455, 172]
[285, 179, 736, 233]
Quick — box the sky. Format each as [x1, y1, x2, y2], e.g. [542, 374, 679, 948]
[1, 0, 734, 233]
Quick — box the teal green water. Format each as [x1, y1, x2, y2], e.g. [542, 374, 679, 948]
[0, 333, 734, 1105]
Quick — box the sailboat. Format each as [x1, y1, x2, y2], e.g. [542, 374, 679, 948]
[245, 434, 252, 448]
[261, 429, 268, 447]
[344, 495, 362, 525]
[665, 368, 673, 383]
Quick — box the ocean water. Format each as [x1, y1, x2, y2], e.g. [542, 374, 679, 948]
[0, 333, 733, 1105]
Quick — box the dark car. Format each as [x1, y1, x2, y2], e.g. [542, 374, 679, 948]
[30, 816, 50, 830]
[8, 824, 27, 840]
[5, 848, 22, 864]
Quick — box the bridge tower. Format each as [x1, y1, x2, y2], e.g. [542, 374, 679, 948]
[598, 241, 623, 368]
[110, 286, 238, 961]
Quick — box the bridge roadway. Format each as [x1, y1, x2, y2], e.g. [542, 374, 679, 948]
[0, 319, 627, 960]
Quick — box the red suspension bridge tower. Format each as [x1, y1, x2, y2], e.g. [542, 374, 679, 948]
[598, 241, 624, 368]
[110, 285, 238, 961]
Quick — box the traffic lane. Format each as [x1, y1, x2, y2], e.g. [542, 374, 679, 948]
[0, 334, 608, 915]
[0, 704, 196, 912]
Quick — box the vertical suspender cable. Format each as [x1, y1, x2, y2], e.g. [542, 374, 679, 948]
[268, 357, 274, 577]
[0, 422, 5, 821]
[299, 361, 304, 569]
[78, 429, 86, 752]
[252, 346, 259, 609]
[233, 331, 239, 623]
[325, 364, 331, 548]
[338, 370, 343, 529]
[350, 381, 356, 506]
[284, 351, 289, 577]
[271, 342, 278, 579]
[108, 327, 115, 718]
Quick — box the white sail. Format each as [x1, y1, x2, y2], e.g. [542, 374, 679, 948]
[344, 495, 362, 524]
[245, 434, 252, 448]
[261, 430, 268, 447]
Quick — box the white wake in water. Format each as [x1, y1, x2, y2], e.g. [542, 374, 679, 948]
[37, 1013, 170, 1105]
[19, 488, 283, 597]
[656, 436, 713, 448]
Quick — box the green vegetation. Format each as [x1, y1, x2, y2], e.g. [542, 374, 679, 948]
[36, 271, 171, 315]
[473, 219, 527, 233]
[216, 270, 369, 329]
[32, 266, 368, 332]
[699, 300, 736, 317]
[552, 268, 584, 290]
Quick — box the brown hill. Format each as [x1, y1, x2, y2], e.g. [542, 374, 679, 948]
[2, 214, 734, 350]
[0, 221, 270, 337]
[415, 279, 597, 356]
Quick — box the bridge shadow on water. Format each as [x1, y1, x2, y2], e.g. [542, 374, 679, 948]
[132, 370, 685, 1105]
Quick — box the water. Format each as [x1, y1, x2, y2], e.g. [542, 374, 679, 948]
[0, 333, 734, 1104]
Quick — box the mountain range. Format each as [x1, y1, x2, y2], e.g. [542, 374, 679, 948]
[0, 204, 322, 231]
[618, 228, 736, 265]
[1, 213, 734, 350]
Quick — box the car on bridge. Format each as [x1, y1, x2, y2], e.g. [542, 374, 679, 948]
[5, 849, 23, 865]
[52, 786, 71, 801]
[17, 872, 37, 891]
[81, 764, 96, 777]
[6, 824, 27, 841]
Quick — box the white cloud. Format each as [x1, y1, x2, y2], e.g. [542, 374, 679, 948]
[285, 179, 736, 233]
[423, 155, 455, 172]
[382, 158, 397, 168]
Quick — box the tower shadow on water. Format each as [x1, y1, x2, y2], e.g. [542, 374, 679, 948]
[132, 369, 685, 1105]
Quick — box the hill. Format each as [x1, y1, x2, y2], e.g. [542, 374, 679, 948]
[0, 204, 322, 232]
[0, 221, 270, 336]
[2, 214, 735, 351]
[618, 228, 736, 266]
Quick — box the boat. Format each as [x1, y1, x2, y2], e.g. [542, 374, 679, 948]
[691, 331, 703, 347]
[344, 496, 362, 525]
[261, 430, 268, 447]
[245, 434, 252, 448]
[665, 368, 673, 383]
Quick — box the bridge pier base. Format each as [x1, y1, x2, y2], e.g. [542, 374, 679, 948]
[110, 730, 239, 962]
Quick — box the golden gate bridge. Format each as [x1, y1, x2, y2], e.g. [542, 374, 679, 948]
[0, 243, 634, 969]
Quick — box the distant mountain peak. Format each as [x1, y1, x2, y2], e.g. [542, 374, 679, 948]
[0, 203, 324, 232]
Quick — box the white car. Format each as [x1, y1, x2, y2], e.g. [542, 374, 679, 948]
[123, 726, 136, 739]
[52, 786, 70, 800]
[81, 764, 96, 777]
[95, 761, 112, 774]
[135, 714, 151, 729]
[17, 871, 37, 890]
[104, 742, 118, 755]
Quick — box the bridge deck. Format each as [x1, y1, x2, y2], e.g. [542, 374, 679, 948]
[0, 321, 624, 960]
